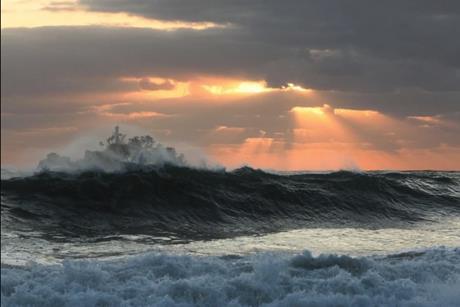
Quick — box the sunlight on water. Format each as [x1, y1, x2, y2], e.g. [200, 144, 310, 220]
[2, 218, 459, 266]
[165, 217, 460, 257]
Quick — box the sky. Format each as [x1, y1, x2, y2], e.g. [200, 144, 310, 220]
[1, 0, 460, 170]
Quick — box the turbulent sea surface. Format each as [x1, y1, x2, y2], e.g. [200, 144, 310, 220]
[1, 166, 460, 306]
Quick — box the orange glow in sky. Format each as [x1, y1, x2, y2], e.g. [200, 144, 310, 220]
[118, 77, 312, 100]
[1, 0, 222, 30]
[202, 81, 269, 95]
[201, 80, 312, 95]
[1, 2, 459, 170]
[205, 104, 460, 171]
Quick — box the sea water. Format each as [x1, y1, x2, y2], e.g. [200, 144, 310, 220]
[1, 167, 459, 306]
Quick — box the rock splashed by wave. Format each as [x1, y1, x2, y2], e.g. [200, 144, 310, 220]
[35, 126, 188, 173]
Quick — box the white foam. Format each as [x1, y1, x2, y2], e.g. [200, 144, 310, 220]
[2, 248, 459, 306]
[0, 167, 33, 180]
[31, 126, 225, 173]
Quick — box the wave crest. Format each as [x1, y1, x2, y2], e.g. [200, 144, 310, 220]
[2, 166, 459, 240]
[2, 248, 459, 307]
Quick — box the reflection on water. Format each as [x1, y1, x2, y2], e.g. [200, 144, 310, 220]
[2, 217, 459, 266]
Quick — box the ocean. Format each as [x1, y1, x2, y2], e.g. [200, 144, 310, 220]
[1, 166, 460, 306]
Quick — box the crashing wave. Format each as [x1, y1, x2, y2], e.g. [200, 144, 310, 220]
[37, 126, 187, 172]
[2, 168, 459, 240]
[1, 248, 459, 306]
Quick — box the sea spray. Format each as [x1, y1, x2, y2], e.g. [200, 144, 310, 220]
[2, 248, 459, 307]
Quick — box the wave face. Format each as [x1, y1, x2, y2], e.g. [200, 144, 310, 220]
[2, 248, 459, 307]
[1, 166, 459, 241]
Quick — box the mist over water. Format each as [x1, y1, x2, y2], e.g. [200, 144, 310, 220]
[2, 126, 223, 175]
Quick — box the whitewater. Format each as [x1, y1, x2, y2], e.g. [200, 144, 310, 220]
[1, 151, 460, 306]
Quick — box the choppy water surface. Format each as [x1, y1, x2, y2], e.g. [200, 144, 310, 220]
[1, 167, 460, 306]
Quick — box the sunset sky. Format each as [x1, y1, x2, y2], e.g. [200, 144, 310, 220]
[2, 0, 460, 170]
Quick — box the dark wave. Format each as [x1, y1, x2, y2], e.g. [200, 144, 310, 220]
[1, 166, 459, 241]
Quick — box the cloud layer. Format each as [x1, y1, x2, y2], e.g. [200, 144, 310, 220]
[79, 0, 460, 90]
[1, 0, 460, 169]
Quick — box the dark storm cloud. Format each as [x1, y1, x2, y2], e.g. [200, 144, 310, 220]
[2, 0, 460, 117]
[80, 0, 460, 68]
[1, 26, 280, 97]
[2, 0, 460, 95]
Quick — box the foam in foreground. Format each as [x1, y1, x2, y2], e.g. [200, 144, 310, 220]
[2, 248, 460, 307]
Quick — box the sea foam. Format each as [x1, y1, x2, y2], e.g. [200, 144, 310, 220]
[2, 248, 459, 307]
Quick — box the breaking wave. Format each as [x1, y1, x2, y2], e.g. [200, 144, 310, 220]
[2, 248, 459, 306]
[2, 166, 459, 241]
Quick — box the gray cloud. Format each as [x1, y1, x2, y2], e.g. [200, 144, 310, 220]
[139, 78, 175, 91]
[3, 23, 459, 105]
[43, 1, 79, 11]
[80, 0, 460, 68]
[2, 1, 460, 167]
[4, 0, 460, 99]
[77, 0, 460, 92]
[1, 27, 279, 97]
